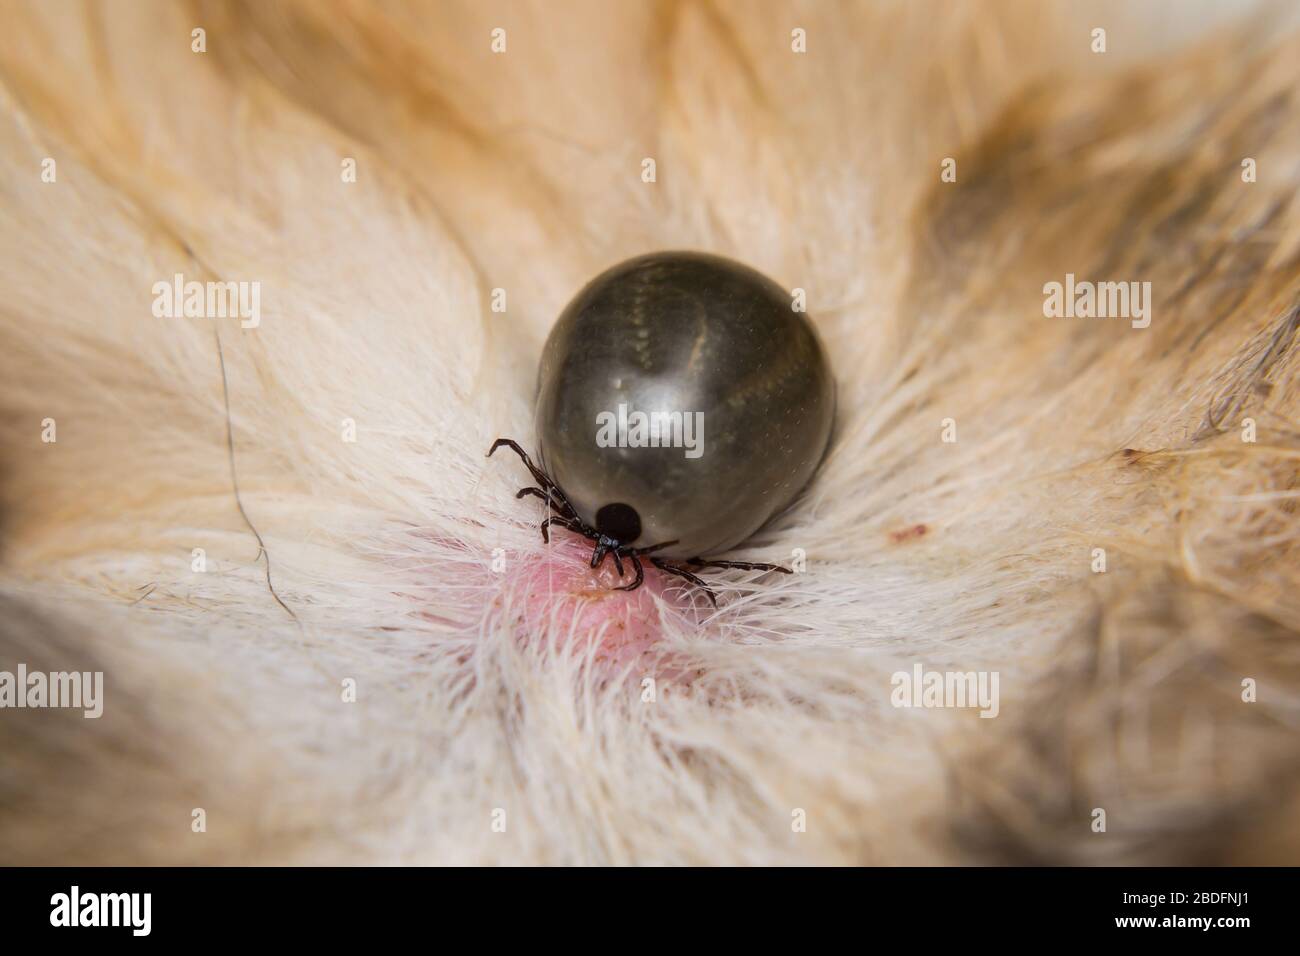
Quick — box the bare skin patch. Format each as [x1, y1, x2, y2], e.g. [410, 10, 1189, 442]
[502, 531, 683, 672]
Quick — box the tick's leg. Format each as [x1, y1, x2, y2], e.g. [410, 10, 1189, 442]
[650, 558, 718, 607]
[540, 515, 585, 544]
[488, 439, 587, 528]
[612, 554, 645, 592]
[489, 440, 607, 550]
[487, 438, 578, 514]
[686, 558, 793, 574]
[516, 486, 550, 505]
[487, 438, 538, 472]
[630, 540, 679, 557]
[516, 486, 579, 519]
[488, 438, 552, 491]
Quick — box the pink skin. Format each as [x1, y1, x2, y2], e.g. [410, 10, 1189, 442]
[504, 530, 688, 673]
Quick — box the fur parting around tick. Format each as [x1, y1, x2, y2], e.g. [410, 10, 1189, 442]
[0, 0, 1299, 864]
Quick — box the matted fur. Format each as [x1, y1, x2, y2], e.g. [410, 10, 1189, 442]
[1, 0, 1298, 865]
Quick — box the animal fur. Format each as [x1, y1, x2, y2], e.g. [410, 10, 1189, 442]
[1, 0, 1299, 865]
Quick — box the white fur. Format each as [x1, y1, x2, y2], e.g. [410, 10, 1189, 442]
[1, 0, 1298, 864]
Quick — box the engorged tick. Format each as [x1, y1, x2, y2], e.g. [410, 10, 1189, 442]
[490, 251, 835, 605]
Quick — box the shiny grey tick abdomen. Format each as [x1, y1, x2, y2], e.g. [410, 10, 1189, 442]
[535, 251, 836, 558]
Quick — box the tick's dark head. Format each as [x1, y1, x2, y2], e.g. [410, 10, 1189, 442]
[594, 502, 641, 544]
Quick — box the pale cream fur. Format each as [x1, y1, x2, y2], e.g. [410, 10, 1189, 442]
[1, 0, 1298, 864]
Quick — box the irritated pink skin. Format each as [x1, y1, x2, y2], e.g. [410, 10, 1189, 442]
[505, 531, 688, 673]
